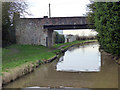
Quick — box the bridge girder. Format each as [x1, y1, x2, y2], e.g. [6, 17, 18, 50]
[44, 24, 94, 30]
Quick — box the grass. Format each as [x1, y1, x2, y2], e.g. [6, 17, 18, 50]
[2, 44, 56, 71]
[2, 40, 97, 72]
[53, 41, 81, 49]
[53, 40, 97, 49]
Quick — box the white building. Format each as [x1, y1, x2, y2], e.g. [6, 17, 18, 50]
[65, 34, 77, 43]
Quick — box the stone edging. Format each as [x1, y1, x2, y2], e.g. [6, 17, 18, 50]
[2, 55, 57, 85]
[2, 40, 97, 85]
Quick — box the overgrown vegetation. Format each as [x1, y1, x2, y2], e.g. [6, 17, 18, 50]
[76, 35, 96, 40]
[2, 2, 29, 47]
[54, 31, 65, 44]
[87, 2, 120, 56]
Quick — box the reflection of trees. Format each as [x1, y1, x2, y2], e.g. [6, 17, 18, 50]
[68, 45, 80, 52]
[58, 56, 64, 62]
[80, 44, 92, 53]
[100, 51, 118, 73]
[81, 45, 85, 53]
[68, 43, 98, 53]
[81, 42, 99, 53]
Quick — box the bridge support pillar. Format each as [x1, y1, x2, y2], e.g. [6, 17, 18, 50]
[47, 30, 53, 48]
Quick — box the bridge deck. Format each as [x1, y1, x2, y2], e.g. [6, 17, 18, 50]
[44, 24, 94, 30]
[21, 16, 94, 30]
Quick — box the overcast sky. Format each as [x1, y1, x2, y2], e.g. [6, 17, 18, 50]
[24, 0, 97, 36]
[25, 0, 91, 18]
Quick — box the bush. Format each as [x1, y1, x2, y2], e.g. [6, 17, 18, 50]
[94, 2, 120, 56]
[54, 31, 65, 44]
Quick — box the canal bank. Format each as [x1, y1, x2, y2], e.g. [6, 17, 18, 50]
[100, 50, 120, 65]
[3, 42, 118, 88]
[2, 40, 97, 85]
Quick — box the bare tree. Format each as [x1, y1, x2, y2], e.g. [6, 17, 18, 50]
[2, 1, 30, 46]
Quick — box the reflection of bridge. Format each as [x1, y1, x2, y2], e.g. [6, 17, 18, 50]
[15, 15, 94, 47]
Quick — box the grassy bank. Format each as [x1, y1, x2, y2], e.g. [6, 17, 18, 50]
[2, 45, 56, 72]
[53, 40, 97, 49]
[2, 40, 97, 72]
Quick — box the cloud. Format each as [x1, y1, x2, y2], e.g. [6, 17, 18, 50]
[25, 0, 91, 18]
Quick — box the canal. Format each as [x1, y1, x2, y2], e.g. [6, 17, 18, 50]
[3, 42, 118, 88]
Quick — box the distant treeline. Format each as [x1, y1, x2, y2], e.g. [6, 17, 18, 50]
[76, 35, 96, 41]
[54, 31, 65, 44]
[88, 2, 120, 56]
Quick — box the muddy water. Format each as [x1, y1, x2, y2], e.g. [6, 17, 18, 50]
[3, 43, 118, 88]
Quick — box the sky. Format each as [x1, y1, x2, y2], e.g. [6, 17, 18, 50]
[25, 0, 91, 18]
[25, 0, 97, 36]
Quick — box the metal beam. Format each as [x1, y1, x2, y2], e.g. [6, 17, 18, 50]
[44, 24, 94, 30]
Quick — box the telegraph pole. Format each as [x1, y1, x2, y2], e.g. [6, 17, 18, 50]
[49, 3, 51, 18]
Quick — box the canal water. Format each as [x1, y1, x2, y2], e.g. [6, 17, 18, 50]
[3, 42, 118, 88]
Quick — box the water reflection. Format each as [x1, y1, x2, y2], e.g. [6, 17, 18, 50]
[58, 56, 64, 63]
[57, 43, 101, 72]
[3, 42, 118, 88]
